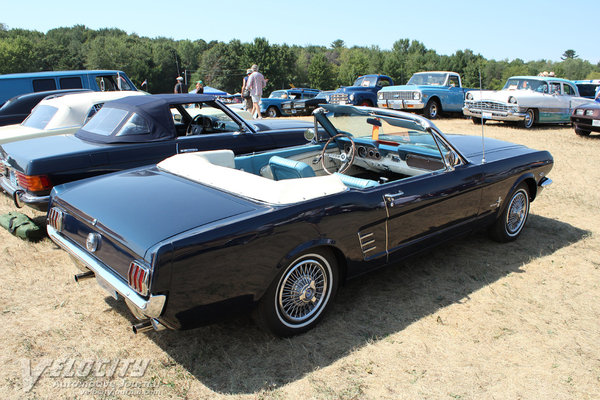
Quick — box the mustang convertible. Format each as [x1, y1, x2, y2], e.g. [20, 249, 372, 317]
[0, 94, 312, 211]
[47, 104, 553, 336]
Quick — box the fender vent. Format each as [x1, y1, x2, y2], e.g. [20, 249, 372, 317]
[358, 231, 377, 257]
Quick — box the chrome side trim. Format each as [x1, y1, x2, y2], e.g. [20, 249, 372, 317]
[47, 225, 166, 319]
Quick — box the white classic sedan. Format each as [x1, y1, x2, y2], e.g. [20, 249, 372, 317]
[463, 76, 590, 129]
[0, 90, 147, 145]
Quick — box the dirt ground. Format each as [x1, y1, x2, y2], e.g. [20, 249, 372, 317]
[0, 116, 599, 400]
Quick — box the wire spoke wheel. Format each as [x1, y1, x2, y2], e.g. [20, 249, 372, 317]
[506, 190, 528, 236]
[278, 258, 328, 325]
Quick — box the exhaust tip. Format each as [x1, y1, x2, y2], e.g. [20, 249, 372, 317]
[74, 270, 95, 282]
[132, 319, 166, 334]
[132, 320, 153, 334]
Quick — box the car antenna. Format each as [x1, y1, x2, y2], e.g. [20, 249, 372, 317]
[479, 69, 486, 164]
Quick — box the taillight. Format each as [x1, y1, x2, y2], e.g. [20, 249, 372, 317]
[15, 171, 52, 192]
[47, 207, 64, 232]
[128, 260, 151, 296]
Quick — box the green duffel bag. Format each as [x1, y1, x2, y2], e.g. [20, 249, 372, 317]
[0, 212, 44, 241]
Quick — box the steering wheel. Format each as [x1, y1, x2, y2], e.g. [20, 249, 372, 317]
[320, 133, 356, 175]
[186, 114, 214, 135]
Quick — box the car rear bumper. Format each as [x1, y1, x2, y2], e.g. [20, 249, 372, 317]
[0, 176, 49, 211]
[47, 225, 167, 320]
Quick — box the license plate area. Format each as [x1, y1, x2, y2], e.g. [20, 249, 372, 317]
[592, 119, 600, 127]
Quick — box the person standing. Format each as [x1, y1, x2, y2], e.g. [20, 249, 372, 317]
[241, 69, 253, 111]
[245, 64, 268, 119]
[194, 80, 204, 94]
[174, 76, 187, 94]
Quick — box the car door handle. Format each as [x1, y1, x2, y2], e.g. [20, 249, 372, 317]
[384, 191, 405, 207]
[179, 148, 198, 153]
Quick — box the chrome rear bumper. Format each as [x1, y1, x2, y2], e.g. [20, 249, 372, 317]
[47, 225, 166, 319]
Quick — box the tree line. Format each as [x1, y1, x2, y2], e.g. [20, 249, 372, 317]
[1, 24, 599, 95]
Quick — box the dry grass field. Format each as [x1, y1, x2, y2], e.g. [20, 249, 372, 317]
[1, 116, 599, 400]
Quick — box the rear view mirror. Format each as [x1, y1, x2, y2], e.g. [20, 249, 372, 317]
[367, 118, 382, 127]
[304, 128, 316, 142]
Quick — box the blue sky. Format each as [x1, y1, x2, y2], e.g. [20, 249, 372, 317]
[3, 0, 599, 64]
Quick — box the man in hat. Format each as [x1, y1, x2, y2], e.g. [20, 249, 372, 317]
[246, 64, 268, 119]
[174, 76, 187, 94]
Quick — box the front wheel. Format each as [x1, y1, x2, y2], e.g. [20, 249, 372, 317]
[472, 117, 486, 125]
[521, 109, 535, 129]
[489, 183, 530, 242]
[358, 100, 372, 107]
[266, 106, 279, 118]
[424, 99, 440, 119]
[255, 249, 339, 337]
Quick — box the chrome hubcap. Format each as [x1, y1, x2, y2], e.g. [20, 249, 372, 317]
[278, 259, 328, 324]
[506, 191, 528, 235]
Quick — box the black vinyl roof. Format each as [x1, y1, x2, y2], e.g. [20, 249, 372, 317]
[75, 94, 217, 143]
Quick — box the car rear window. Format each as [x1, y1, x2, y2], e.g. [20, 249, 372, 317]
[22, 105, 59, 129]
[82, 107, 129, 136]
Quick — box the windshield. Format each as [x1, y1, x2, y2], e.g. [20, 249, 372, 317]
[407, 73, 447, 86]
[503, 78, 548, 93]
[22, 105, 58, 129]
[269, 91, 289, 99]
[322, 105, 439, 143]
[352, 76, 377, 87]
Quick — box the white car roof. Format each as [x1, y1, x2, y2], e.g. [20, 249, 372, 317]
[37, 91, 146, 130]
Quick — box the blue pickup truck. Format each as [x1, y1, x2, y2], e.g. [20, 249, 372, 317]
[377, 71, 470, 118]
[328, 74, 394, 107]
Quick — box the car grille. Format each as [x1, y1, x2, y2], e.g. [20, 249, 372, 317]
[465, 100, 514, 112]
[329, 93, 348, 104]
[379, 91, 414, 100]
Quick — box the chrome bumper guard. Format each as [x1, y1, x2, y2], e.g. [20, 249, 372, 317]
[537, 177, 553, 194]
[47, 225, 166, 319]
[0, 176, 50, 208]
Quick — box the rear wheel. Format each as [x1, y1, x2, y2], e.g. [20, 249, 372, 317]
[489, 183, 530, 242]
[521, 109, 535, 129]
[266, 106, 280, 118]
[424, 99, 440, 119]
[255, 248, 339, 337]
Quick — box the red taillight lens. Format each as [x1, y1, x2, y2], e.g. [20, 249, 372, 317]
[15, 171, 52, 192]
[127, 260, 150, 296]
[47, 207, 64, 232]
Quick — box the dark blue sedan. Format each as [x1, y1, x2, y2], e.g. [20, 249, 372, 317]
[47, 104, 553, 337]
[0, 94, 313, 210]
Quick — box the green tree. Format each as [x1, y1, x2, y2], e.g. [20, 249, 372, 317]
[561, 49, 578, 60]
[308, 52, 335, 89]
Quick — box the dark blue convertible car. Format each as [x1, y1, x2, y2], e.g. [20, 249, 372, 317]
[47, 104, 553, 336]
[0, 94, 312, 210]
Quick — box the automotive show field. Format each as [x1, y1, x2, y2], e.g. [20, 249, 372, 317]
[1, 117, 599, 399]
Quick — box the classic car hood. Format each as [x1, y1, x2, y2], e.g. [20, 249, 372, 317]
[250, 119, 313, 131]
[0, 124, 42, 145]
[465, 89, 514, 103]
[446, 134, 532, 163]
[53, 166, 264, 256]
[382, 84, 439, 91]
[336, 86, 373, 93]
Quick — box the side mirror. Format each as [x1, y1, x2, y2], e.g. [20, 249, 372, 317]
[304, 128, 316, 142]
[444, 152, 458, 169]
[367, 118, 382, 127]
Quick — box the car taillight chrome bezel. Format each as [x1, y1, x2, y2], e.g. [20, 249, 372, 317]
[47, 207, 65, 232]
[128, 260, 151, 296]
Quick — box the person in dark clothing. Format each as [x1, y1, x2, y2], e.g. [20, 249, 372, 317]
[194, 80, 204, 94]
[174, 76, 187, 94]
